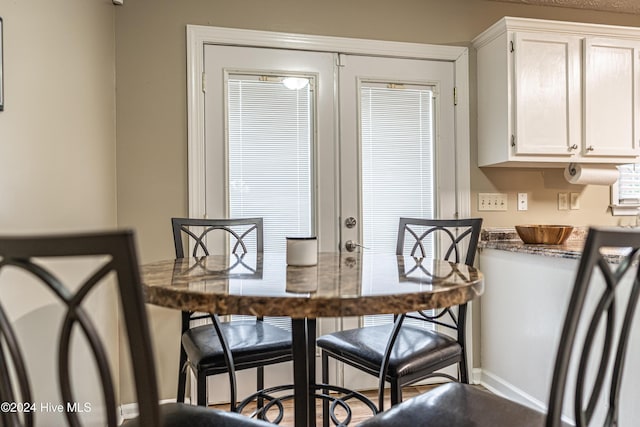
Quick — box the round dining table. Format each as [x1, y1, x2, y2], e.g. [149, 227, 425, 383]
[141, 252, 484, 427]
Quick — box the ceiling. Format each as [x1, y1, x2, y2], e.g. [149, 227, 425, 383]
[489, 0, 640, 14]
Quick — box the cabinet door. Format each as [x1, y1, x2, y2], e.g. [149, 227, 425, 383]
[584, 38, 640, 157]
[512, 32, 581, 156]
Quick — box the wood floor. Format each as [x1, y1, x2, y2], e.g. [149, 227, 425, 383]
[211, 385, 438, 426]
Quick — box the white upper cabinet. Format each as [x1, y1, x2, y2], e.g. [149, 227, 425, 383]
[512, 32, 581, 157]
[473, 17, 640, 167]
[583, 37, 640, 157]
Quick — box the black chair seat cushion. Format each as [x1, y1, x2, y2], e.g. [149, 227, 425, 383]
[182, 321, 293, 372]
[357, 382, 563, 427]
[122, 402, 272, 427]
[317, 324, 461, 379]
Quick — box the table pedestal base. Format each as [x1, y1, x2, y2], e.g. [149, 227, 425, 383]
[236, 383, 378, 426]
[235, 318, 377, 426]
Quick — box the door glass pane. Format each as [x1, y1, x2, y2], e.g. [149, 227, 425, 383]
[361, 83, 435, 255]
[227, 75, 314, 253]
[227, 74, 313, 329]
[360, 83, 436, 327]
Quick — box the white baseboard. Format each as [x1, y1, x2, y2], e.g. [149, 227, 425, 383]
[471, 367, 482, 385]
[119, 402, 136, 422]
[119, 399, 177, 421]
[478, 370, 575, 426]
[479, 369, 547, 412]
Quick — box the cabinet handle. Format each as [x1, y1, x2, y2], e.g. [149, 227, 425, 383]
[570, 144, 578, 150]
[511, 135, 516, 147]
[586, 146, 594, 152]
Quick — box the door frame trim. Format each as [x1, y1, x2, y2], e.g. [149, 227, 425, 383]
[186, 24, 470, 221]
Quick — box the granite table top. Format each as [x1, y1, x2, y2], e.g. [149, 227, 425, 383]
[141, 252, 484, 319]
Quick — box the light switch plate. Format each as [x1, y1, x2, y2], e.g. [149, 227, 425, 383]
[478, 193, 508, 211]
[558, 193, 569, 210]
[517, 193, 528, 211]
[570, 192, 580, 210]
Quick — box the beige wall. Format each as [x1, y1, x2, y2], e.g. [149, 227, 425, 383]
[114, 0, 640, 400]
[0, 0, 118, 418]
[0, 0, 116, 232]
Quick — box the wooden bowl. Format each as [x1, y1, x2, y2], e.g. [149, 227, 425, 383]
[515, 225, 574, 245]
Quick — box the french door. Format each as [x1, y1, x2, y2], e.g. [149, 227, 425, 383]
[202, 45, 336, 403]
[337, 53, 456, 390]
[189, 26, 468, 403]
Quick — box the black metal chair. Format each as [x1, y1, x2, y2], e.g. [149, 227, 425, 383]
[317, 217, 483, 416]
[172, 218, 293, 410]
[0, 230, 272, 427]
[358, 226, 640, 427]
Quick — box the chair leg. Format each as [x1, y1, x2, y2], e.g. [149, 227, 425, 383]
[459, 353, 469, 384]
[176, 346, 188, 403]
[460, 357, 469, 384]
[257, 366, 265, 415]
[197, 372, 207, 406]
[390, 380, 402, 407]
[322, 351, 330, 427]
[458, 303, 470, 384]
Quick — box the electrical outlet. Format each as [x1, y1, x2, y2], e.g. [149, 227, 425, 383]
[517, 193, 528, 211]
[570, 192, 580, 210]
[558, 192, 569, 210]
[478, 193, 508, 211]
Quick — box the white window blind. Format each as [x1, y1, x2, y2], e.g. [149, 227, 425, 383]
[361, 83, 435, 255]
[227, 76, 314, 253]
[360, 83, 436, 328]
[617, 164, 640, 204]
[611, 163, 640, 216]
[227, 75, 313, 330]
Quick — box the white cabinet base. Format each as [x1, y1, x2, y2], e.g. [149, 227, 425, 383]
[479, 248, 640, 425]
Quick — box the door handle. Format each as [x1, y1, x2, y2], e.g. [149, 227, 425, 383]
[345, 240, 368, 252]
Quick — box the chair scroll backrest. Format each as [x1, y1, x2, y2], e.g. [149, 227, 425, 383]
[394, 218, 483, 331]
[546, 227, 640, 427]
[0, 231, 159, 427]
[171, 217, 264, 258]
[396, 217, 483, 266]
[171, 217, 266, 410]
[375, 217, 484, 409]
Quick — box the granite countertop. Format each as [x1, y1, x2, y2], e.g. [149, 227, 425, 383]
[478, 227, 629, 263]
